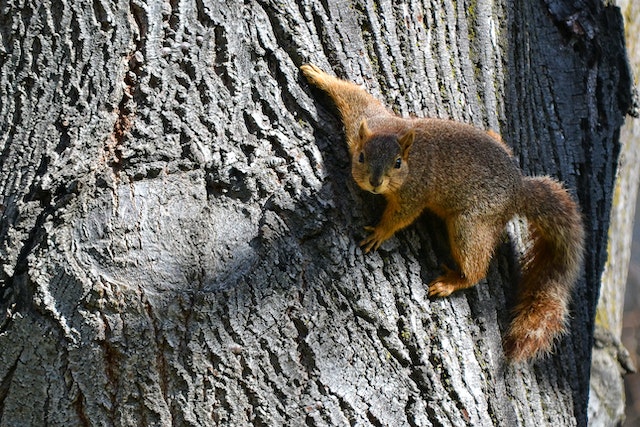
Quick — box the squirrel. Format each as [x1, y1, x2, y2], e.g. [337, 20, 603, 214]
[300, 63, 585, 362]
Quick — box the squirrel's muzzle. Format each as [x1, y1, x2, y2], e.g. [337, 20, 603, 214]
[368, 166, 385, 189]
[369, 176, 383, 189]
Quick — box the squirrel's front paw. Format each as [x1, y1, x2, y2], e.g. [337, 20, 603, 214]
[360, 226, 389, 253]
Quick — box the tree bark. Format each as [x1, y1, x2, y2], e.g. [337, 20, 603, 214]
[0, 0, 632, 426]
[588, 1, 640, 425]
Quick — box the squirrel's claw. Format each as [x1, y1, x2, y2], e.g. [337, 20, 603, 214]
[359, 236, 379, 253]
[428, 269, 470, 298]
[360, 226, 385, 253]
[427, 280, 455, 298]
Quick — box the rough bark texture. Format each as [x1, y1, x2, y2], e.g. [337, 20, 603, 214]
[590, 1, 640, 425]
[589, 117, 639, 427]
[0, 0, 632, 426]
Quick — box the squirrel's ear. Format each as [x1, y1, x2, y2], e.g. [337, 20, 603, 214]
[358, 120, 371, 142]
[399, 129, 415, 157]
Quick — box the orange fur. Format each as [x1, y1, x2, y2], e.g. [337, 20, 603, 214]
[301, 64, 585, 362]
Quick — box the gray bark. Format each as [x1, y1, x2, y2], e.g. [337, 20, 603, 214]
[588, 1, 640, 425]
[0, 0, 632, 426]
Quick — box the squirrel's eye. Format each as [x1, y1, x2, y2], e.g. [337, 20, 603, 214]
[394, 157, 402, 168]
[358, 152, 365, 163]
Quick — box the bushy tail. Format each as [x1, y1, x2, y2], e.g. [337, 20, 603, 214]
[503, 176, 585, 362]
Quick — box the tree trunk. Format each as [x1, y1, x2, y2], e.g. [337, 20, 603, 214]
[588, 1, 640, 425]
[0, 0, 632, 426]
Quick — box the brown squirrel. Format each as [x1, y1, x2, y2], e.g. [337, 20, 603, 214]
[300, 63, 585, 362]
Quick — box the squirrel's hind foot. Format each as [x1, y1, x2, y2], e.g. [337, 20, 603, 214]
[428, 265, 475, 298]
[300, 64, 330, 89]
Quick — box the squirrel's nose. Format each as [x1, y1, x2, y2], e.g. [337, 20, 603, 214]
[369, 177, 382, 188]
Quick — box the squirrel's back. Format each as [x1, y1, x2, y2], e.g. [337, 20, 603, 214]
[364, 116, 523, 217]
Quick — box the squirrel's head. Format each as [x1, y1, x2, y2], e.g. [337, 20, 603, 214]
[352, 120, 414, 194]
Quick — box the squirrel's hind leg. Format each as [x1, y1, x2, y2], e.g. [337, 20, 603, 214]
[428, 216, 502, 297]
[300, 64, 389, 154]
[300, 64, 337, 92]
[300, 64, 361, 106]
